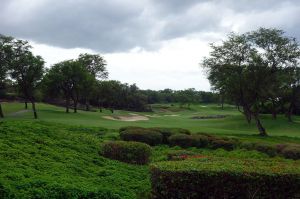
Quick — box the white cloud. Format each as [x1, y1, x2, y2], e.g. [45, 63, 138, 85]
[30, 36, 212, 91]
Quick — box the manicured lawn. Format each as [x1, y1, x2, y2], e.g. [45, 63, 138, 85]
[1, 102, 300, 138]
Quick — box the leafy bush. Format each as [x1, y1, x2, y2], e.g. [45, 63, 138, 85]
[150, 158, 300, 199]
[254, 143, 277, 157]
[119, 126, 191, 144]
[210, 139, 237, 150]
[120, 129, 163, 146]
[149, 127, 190, 144]
[168, 134, 199, 148]
[102, 141, 152, 165]
[281, 146, 300, 160]
[119, 126, 143, 133]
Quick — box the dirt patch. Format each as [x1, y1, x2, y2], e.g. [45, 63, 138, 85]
[191, 115, 226, 119]
[103, 115, 149, 121]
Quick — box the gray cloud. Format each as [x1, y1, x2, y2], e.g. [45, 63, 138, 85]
[1, 0, 300, 52]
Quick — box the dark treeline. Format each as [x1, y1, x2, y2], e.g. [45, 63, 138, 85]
[0, 34, 219, 118]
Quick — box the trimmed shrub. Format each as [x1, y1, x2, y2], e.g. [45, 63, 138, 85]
[210, 139, 237, 151]
[120, 129, 163, 146]
[254, 143, 277, 157]
[168, 134, 199, 148]
[281, 146, 300, 160]
[150, 158, 300, 199]
[149, 127, 191, 144]
[102, 141, 151, 164]
[240, 141, 257, 150]
[119, 126, 144, 133]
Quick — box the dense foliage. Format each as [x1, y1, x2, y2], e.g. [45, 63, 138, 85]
[119, 127, 191, 145]
[102, 141, 152, 165]
[202, 28, 300, 135]
[151, 158, 300, 199]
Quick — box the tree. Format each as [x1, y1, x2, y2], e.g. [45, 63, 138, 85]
[0, 34, 13, 118]
[202, 28, 300, 135]
[248, 28, 300, 121]
[202, 32, 268, 135]
[44, 60, 90, 113]
[78, 53, 108, 111]
[9, 40, 45, 119]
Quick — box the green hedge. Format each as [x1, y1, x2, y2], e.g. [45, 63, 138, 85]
[241, 142, 300, 160]
[150, 158, 300, 199]
[119, 126, 190, 145]
[120, 129, 163, 146]
[149, 127, 190, 144]
[168, 134, 237, 150]
[102, 141, 151, 164]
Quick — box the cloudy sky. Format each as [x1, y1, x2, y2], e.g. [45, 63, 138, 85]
[1, 0, 300, 91]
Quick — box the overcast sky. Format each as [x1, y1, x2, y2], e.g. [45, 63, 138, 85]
[1, 0, 300, 91]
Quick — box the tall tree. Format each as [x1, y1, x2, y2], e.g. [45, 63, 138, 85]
[202, 32, 270, 135]
[44, 60, 89, 113]
[202, 28, 300, 135]
[9, 40, 45, 119]
[78, 53, 108, 111]
[0, 35, 13, 118]
[248, 28, 300, 121]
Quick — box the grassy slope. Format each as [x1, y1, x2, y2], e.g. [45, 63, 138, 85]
[0, 103, 300, 198]
[0, 121, 149, 198]
[0, 120, 299, 198]
[2, 102, 300, 138]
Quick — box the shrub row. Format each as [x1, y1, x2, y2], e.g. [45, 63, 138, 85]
[101, 141, 151, 165]
[241, 142, 300, 160]
[119, 126, 190, 145]
[150, 158, 300, 199]
[168, 133, 238, 150]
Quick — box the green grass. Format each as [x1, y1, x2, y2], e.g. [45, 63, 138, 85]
[1, 102, 300, 138]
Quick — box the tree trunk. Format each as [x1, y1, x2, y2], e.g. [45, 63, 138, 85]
[287, 104, 293, 122]
[66, 97, 70, 113]
[74, 100, 77, 113]
[25, 100, 28, 109]
[0, 103, 4, 118]
[253, 114, 267, 136]
[271, 100, 277, 120]
[85, 98, 90, 111]
[242, 106, 252, 124]
[31, 100, 38, 119]
[220, 95, 224, 110]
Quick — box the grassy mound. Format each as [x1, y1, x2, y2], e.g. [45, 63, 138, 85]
[151, 158, 300, 199]
[0, 121, 150, 199]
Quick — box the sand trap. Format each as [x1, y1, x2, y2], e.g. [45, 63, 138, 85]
[163, 114, 179, 117]
[103, 115, 149, 121]
[145, 114, 161, 118]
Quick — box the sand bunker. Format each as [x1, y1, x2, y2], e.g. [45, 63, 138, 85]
[103, 115, 149, 121]
[163, 114, 179, 117]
